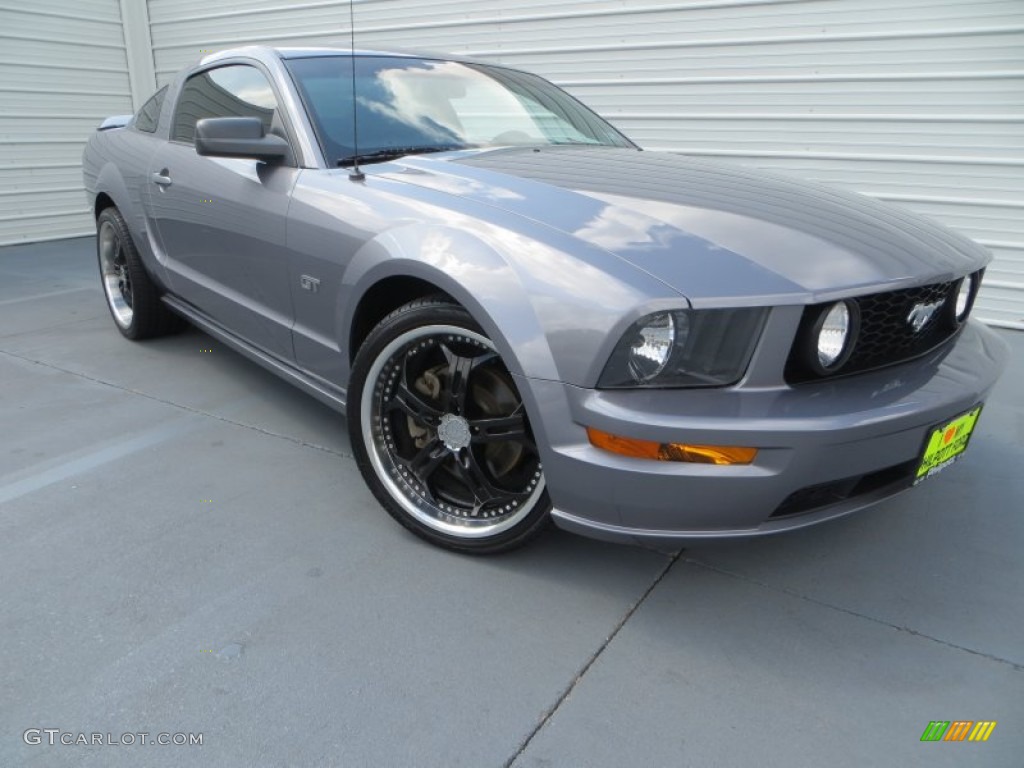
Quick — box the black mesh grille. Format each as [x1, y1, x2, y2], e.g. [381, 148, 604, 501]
[847, 280, 954, 371]
[786, 272, 981, 383]
[770, 460, 917, 519]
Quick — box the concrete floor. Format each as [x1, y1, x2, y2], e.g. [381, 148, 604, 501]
[2, 236, 1021, 768]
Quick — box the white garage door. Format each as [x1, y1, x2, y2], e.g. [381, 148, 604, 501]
[144, 0, 1024, 328]
[0, 1, 134, 244]
[6, 0, 1021, 327]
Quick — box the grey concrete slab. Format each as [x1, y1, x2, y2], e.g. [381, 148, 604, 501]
[0, 249, 350, 454]
[680, 331, 1024, 667]
[0, 353, 204, 482]
[3, 236, 1022, 767]
[0, 238, 95, 301]
[2, 316, 354, 456]
[1, 237, 671, 767]
[0, 288, 103, 340]
[3, 413, 669, 767]
[514, 561, 1024, 768]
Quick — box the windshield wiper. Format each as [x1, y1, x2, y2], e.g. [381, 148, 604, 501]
[337, 146, 466, 167]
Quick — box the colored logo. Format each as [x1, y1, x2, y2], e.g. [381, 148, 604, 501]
[920, 721, 996, 742]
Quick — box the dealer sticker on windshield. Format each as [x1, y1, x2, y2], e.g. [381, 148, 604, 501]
[914, 406, 982, 485]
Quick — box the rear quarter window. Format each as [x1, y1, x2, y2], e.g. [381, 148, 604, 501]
[133, 86, 168, 133]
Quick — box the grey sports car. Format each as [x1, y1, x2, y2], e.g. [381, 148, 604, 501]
[82, 46, 1008, 553]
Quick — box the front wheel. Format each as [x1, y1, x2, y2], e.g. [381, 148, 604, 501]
[348, 298, 550, 553]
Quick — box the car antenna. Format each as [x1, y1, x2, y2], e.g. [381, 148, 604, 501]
[347, 0, 365, 181]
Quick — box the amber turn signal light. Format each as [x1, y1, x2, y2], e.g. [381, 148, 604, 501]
[586, 427, 757, 465]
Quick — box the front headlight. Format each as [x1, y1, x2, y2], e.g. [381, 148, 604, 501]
[954, 274, 974, 322]
[626, 311, 680, 383]
[599, 307, 768, 388]
[816, 301, 854, 370]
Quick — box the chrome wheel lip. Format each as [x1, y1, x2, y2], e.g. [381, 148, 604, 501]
[361, 324, 545, 539]
[98, 220, 133, 328]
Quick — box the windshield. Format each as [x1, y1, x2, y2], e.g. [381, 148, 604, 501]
[284, 55, 634, 164]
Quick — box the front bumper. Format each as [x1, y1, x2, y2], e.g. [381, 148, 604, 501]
[521, 321, 1008, 547]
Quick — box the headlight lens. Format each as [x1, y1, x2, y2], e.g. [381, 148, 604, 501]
[955, 275, 973, 321]
[816, 301, 852, 369]
[804, 300, 859, 374]
[599, 307, 768, 388]
[627, 312, 678, 383]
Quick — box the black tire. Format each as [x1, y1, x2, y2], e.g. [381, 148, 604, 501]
[348, 297, 551, 554]
[96, 206, 183, 340]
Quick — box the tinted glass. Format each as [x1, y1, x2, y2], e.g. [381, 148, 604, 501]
[134, 86, 167, 133]
[285, 56, 633, 164]
[172, 65, 279, 143]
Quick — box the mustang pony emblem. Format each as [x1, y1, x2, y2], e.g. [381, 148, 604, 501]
[907, 300, 945, 332]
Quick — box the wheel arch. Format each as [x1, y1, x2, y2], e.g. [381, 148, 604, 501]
[340, 224, 562, 383]
[92, 162, 132, 221]
[94, 191, 117, 219]
[347, 275, 455, 365]
[90, 162, 172, 291]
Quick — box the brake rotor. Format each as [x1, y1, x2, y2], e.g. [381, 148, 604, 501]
[470, 367, 524, 478]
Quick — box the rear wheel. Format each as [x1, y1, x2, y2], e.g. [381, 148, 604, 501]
[348, 298, 550, 553]
[97, 206, 182, 339]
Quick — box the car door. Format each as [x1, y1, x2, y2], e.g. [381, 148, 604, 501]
[146, 63, 299, 360]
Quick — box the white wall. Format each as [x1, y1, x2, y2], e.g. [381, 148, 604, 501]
[0, 2, 136, 243]
[3, 0, 1023, 326]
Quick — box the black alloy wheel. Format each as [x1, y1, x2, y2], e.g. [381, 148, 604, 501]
[348, 298, 551, 553]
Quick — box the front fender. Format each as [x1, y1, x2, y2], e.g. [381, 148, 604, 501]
[340, 223, 560, 382]
[339, 205, 687, 390]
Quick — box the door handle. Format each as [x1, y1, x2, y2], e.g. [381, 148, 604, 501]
[151, 171, 172, 187]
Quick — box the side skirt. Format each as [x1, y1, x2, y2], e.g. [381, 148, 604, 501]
[162, 295, 348, 414]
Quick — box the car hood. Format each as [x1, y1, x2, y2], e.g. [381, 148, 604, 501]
[390, 147, 990, 306]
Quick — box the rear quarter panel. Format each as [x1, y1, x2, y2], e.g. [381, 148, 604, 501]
[83, 126, 168, 284]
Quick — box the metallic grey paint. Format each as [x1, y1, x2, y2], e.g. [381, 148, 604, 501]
[82, 46, 1008, 546]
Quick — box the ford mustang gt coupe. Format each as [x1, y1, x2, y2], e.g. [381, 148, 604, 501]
[82, 46, 1008, 553]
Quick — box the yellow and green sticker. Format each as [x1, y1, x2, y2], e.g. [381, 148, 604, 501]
[915, 406, 981, 483]
[920, 720, 996, 742]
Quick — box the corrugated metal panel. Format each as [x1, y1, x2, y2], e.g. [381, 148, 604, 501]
[10, 0, 1012, 323]
[0, 3, 133, 244]
[143, 0, 1024, 326]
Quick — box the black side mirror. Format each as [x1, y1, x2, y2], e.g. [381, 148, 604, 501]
[194, 117, 289, 163]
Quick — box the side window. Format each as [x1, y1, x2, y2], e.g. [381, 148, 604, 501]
[133, 86, 167, 133]
[172, 64, 279, 144]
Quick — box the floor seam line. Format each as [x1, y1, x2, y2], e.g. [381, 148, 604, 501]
[503, 549, 683, 768]
[0, 286, 94, 306]
[683, 557, 1024, 671]
[0, 348, 354, 459]
[0, 314, 106, 340]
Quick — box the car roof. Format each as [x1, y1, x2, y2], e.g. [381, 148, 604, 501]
[197, 45, 495, 70]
